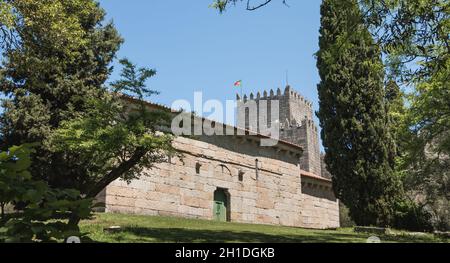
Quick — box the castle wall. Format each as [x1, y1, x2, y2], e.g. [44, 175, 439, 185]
[280, 120, 321, 175]
[239, 86, 322, 175]
[104, 135, 340, 229]
[301, 174, 339, 228]
[284, 87, 314, 123]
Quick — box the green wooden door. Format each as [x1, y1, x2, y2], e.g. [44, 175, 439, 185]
[213, 189, 227, 222]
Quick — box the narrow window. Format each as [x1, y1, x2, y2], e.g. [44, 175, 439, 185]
[255, 159, 259, 180]
[195, 162, 202, 174]
[238, 170, 244, 182]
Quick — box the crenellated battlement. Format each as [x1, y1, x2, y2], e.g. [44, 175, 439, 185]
[237, 85, 313, 110]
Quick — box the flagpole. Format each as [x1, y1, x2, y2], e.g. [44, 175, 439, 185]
[234, 80, 243, 100]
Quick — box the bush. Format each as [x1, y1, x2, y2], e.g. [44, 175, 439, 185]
[339, 203, 355, 228]
[0, 144, 92, 242]
[425, 198, 449, 231]
[392, 201, 434, 232]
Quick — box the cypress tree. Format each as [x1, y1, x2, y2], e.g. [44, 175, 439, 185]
[316, 0, 402, 226]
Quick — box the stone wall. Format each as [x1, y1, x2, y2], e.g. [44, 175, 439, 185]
[301, 174, 339, 229]
[104, 134, 340, 229]
[280, 120, 321, 175]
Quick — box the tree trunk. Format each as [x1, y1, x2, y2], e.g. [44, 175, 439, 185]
[68, 213, 81, 227]
[87, 148, 147, 199]
[1, 202, 5, 221]
[68, 148, 148, 228]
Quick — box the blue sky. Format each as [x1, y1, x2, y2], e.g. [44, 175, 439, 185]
[100, 0, 323, 142]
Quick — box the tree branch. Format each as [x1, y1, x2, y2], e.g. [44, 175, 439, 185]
[86, 147, 148, 198]
[246, 0, 273, 11]
[245, 0, 289, 11]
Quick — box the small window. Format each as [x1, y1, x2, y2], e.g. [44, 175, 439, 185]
[195, 162, 202, 174]
[238, 170, 244, 182]
[255, 159, 259, 180]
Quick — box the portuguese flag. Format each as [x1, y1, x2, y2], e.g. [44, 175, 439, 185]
[234, 80, 242, 87]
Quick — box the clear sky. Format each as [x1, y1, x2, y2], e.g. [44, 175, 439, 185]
[99, 0, 323, 145]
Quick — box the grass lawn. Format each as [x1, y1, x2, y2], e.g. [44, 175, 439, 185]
[80, 213, 448, 243]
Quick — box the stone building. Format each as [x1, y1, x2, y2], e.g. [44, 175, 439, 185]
[100, 86, 340, 229]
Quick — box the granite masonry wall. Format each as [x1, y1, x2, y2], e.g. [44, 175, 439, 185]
[104, 134, 340, 229]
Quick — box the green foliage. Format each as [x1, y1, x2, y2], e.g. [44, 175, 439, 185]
[0, 0, 175, 228]
[111, 58, 159, 101]
[45, 60, 175, 199]
[0, 0, 123, 196]
[0, 2, 15, 28]
[0, 143, 37, 219]
[48, 90, 175, 198]
[316, 0, 404, 227]
[360, 0, 449, 83]
[392, 199, 433, 232]
[1, 189, 93, 243]
[0, 144, 92, 243]
[210, 0, 231, 12]
[0, 1, 16, 48]
[385, 80, 406, 153]
[324, 0, 447, 231]
[361, 1, 449, 230]
[400, 60, 450, 230]
[0, 0, 101, 50]
[339, 204, 356, 228]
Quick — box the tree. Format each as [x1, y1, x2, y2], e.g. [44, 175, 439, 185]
[0, 0, 95, 51]
[400, 64, 450, 230]
[360, 0, 449, 83]
[0, 1, 16, 49]
[316, 0, 403, 226]
[384, 80, 406, 162]
[0, 0, 174, 227]
[48, 59, 174, 203]
[360, 0, 449, 230]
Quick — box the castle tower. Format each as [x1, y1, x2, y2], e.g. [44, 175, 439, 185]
[237, 86, 322, 175]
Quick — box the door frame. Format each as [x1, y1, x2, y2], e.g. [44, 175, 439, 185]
[213, 187, 231, 222]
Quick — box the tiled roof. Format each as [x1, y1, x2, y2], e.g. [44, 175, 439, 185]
[120, 94, 304, 152]
[300, 170, 332, 183]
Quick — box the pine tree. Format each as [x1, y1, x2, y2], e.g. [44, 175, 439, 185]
[316, 0, 403, 226]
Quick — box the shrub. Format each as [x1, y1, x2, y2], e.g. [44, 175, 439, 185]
[339, 204, 355, 228]
[0, 144, 92, 242]
[392, 200, 434, 232]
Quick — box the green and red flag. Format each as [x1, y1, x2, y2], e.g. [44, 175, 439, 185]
[234, 80, 242, 87]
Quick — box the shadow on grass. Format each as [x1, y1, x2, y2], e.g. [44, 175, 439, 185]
[96, 226, 444, 243]
[104, 227, 367, 243]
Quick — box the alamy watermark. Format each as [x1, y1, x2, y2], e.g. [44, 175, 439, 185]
[170, 92, 280, 146]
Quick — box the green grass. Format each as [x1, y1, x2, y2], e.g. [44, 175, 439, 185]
[80, 213, 447, 243]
